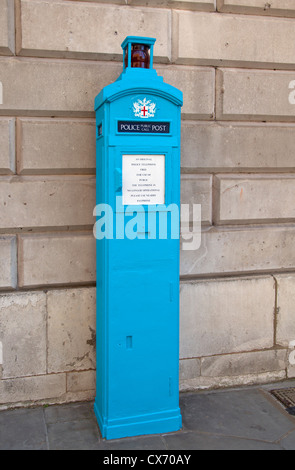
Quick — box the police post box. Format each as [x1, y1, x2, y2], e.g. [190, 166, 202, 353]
[94, 36, 183, 440]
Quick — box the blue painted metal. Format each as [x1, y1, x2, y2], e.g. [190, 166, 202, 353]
[94, 37, 183, 440]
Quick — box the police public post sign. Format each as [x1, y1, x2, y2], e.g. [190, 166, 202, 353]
[118, 121, 170, 133]
[94, 37, 183, 440]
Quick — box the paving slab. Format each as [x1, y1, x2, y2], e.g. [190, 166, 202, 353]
[47, 419, 101, 450]
[162, 430, 281, 450]
[180, 388, 295, 442]
[0, 381, 295, 450]
[44, 402, 94, 424]
[280, 431, 295, 450]
[0, 407, 47, 450]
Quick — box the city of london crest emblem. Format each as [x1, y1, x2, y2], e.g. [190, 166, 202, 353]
[133, 98, 156, 119]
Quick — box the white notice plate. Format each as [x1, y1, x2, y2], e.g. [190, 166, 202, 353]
[122, 154, 165, 205]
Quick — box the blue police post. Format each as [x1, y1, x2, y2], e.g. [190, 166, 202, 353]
[94, 36, 183, 440]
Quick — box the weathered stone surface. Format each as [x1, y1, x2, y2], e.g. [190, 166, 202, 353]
[276, 275, 295, 348]
[0, 176, 95, 229]
[180, 276, 275, 358]
[180, 226, 295, 276]
[180, 349, 287, 391]
[181, 174, 212, 225]
[77, 0, 127, 4]
[0, 237, 17, 290]
[17, 0, 171, 61]
[0, 0, 15, 55]
[0, 374, 66, 406]
[19, 233, 95, 288]
[179, 358, 201, 381]
[0, 292, 46, 379]
[181, 122, 295, 171]
[201, 350, 287, 377]
[0, 58, 122, 117]
[159, 65, 215, 118]
[0, 118, 15, 174]
[47, 288, 96, 373]
[20, 224, 295, 286]
[19, 224, 295, 287]
[217, 0, 295, 16]
[180, 371, 286, 391]
[175, 11, 295, 68]
[288, 364, 295, 379]
[0, 58, 213, 119]
[67, 370, 96, 393]
[217, 69, 295, 121]
[79, 0, 215, 7]
[129, 0, 215, 9]
[214, 175, 295, 224]
[17, 118, 96, 174]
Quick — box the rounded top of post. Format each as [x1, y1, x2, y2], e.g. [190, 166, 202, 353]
[95, 36, 183, 109]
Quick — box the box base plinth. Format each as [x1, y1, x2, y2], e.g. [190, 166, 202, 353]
[94, 401, 182, 440]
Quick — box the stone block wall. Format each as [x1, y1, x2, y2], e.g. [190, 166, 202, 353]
[0, 0, 295, 408]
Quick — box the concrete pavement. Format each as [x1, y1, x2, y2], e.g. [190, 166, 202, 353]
[0, 380, 295, 450]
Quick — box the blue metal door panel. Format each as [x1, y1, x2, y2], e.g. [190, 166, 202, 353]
[108, 270, 178, 414]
